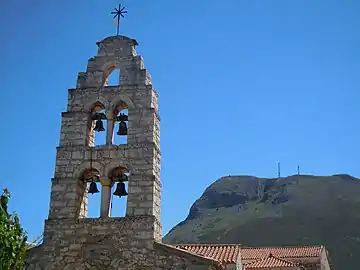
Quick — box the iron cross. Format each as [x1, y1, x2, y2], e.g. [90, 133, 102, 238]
[111, 4, 128, 36]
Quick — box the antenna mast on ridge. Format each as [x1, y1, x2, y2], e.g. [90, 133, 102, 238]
[277, 162, 281, 178]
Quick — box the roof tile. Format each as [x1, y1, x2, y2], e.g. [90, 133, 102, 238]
[245, 254, 298, 269]
[173, 244, 323, 265]
[241, 246, 323, 260]
[174, 244, 240, 264]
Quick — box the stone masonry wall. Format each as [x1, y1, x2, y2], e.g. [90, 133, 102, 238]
[62, 85, 159, 147]
[50, 143, 161, 218]
[320, 249, 331, 270]
[25, 217, 220, 270]
[52, 82, 161, 224]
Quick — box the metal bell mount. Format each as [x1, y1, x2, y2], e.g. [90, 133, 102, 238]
[121, 174, 128, 182]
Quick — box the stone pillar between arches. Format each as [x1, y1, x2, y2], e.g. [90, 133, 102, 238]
[106, 112, 115, 145]
[100, 177, 113, 217]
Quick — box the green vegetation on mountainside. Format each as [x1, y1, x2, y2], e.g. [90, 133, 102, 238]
[163, 175, 360, 270]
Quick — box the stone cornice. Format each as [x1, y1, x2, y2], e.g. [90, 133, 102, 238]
[68, 84, 154, 93]
[56, 142, 161, 155]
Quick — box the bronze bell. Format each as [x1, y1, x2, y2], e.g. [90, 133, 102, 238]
[88, 182, 99, 194]
[94, 119, 105, 132]
[113, 182, 128, 197]
[117, 121, 128, 136]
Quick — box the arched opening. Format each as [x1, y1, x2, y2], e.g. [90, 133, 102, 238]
[89, 102, 107, 146]
[81, 167, 101, 218]
[113, 101, 128, 145]
[108, 166, 129, 217]
[104, 65, 120, 86]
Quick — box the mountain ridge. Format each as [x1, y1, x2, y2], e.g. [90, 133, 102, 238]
[163, 174, 360, 270]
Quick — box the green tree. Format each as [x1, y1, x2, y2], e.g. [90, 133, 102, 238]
[0, 188, 28, 270]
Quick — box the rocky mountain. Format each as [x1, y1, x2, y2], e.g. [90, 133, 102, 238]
[163, 174, 360, 270]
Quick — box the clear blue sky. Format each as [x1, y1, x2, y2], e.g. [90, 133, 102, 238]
[1, 0, 359, 242]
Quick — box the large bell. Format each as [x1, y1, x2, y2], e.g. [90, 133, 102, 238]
[117, 121, 128, 136]
[113, 182, 128, 197]
[94, 119, 105, 132]
[88, 182, 99, 194]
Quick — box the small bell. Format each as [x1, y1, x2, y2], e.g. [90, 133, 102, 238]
[94, 119, 105, 132]
[117, 121, 128, 136]
[88, 182, 99, 194]
[113, 182, 128, 197]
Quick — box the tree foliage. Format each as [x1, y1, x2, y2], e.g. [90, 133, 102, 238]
[0, 188, 28, 270]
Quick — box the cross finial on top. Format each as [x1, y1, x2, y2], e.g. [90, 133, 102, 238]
[111, 4, 128, 36]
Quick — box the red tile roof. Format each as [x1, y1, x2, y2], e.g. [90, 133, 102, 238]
[173, 244, 323, 265]
[244, 254, 298, 269]
[174, 244, 240, 264]
[241, 246, 323, 260]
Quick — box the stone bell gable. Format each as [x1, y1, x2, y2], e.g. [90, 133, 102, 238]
[24, 35, 223, 270]
[48, 35, 161, 230]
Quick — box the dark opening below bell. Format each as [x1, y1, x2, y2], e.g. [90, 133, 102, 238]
[94, 119, 105, 132]
[113, 182, 128, 197]
[117, 121, 128, 136]
[88, 182, 99, 194]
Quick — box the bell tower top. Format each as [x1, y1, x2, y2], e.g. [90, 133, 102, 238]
[96, 35, 139, 57]
[46, 6, 161, 243]
[76, 35, 152, 88]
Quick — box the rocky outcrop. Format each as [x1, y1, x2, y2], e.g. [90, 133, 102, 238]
[163, 174, 360, 270]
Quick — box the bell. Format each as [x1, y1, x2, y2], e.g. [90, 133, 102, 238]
[117, 121, 128, 136]
[113, 182, 128, 197]
[88, 182, 99, 194]
[94, 119, 105, 132]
